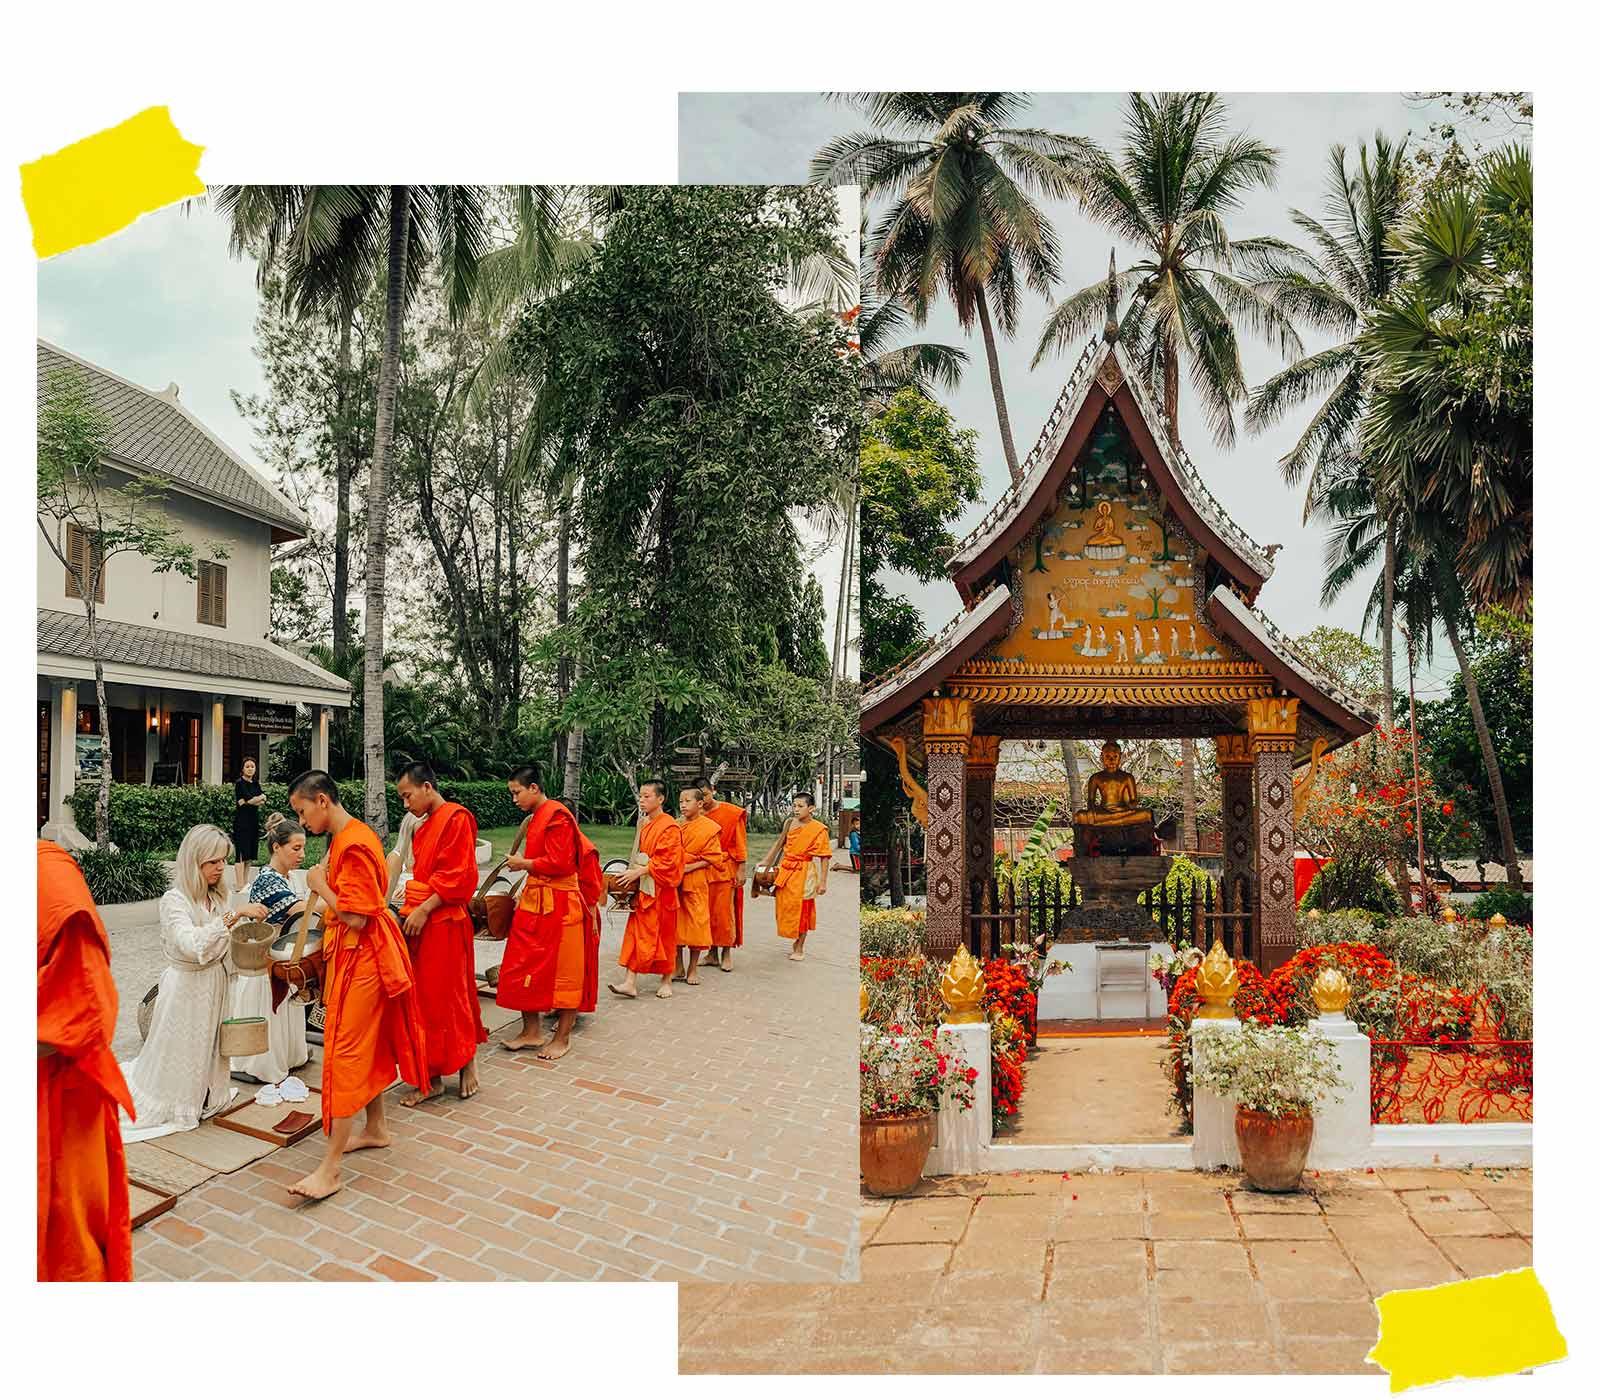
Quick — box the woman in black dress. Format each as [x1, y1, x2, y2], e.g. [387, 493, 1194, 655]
[231, 756, 265, 891]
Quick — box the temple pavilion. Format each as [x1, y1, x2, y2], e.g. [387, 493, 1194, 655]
[860, 325, 1376, 975]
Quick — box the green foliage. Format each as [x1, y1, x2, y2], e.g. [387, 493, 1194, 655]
[1365, 912, 1532, 1039]
[1300, 859, 1401, 915]
[860, 907, 926, 958]
[1468, 885, 1533, 927]
[72, 848, 168, 906]
[1294, 627, 1384, 710]
[1295, 908, 1386, 947]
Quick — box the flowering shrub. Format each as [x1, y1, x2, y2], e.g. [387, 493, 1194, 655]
[1271, 943, 1398, 1027]
[982, 958, 1037, 1027]
[1165, 957, 1291, 1126]
[860, 1023, 977, 1120]
[1149, 942, 1202, 998]
[989, 1012, 1027, 1130]
[1190, 1023, 1345, 1117]
[861, 952, 943, 1029]
[860, 906, 926, 957]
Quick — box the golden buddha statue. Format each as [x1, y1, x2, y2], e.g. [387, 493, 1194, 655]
[1083, 501, 1126, 561]
[1075, 740, 1153, 832]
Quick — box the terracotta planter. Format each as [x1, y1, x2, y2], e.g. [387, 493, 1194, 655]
[1234, 1106, 1314, 1191]
[860, 1113, 936, 1196]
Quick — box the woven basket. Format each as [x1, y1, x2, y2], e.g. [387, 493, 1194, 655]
[230, 919, 277, 973]
[220, 1017, 269, 1057]
[137, 983, 160, 1042]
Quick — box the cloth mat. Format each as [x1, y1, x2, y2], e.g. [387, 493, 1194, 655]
[128, 1182, 177, 1230]
[122, 1141, 217, 1195]
[153, 1121, 277, 1172]
[213, 1090, 324, 1147]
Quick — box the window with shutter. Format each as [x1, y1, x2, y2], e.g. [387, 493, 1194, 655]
[64, 524, 105, 603]
[197, 560, 228, 627]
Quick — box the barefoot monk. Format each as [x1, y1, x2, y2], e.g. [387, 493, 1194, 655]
[289, 771, 429, 1202]
[38, 841, 134, 1281]
[496, 764, 597, 1061]
[770, 791, 831, 962]
[394, 763, 486, 1104]
[673, 787, 725, 986]
[701, 774, 747, 971]
[609, 780, 683, 1001]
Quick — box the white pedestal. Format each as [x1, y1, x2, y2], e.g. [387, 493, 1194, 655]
[1306, 1013, 1373, 1170]
[1190, 1017, 1242, 1169]
[925, 1021, 992, 1176]
[1037, 941, 1172, 1021]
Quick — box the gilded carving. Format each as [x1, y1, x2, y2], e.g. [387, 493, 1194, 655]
[1246, 695, 1299, 751]
[1215, 732, 1252, 767]
[885, 736, 930, 828]
[922, 696, 974, 754]
[967, 734, 1001, 771]
[1095, 353, 1125, 395]
[1292, 736, 1328, 824]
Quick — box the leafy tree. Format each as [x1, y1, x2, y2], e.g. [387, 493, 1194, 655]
[1294, 626, 1384, 710]
[814, 92, 1083, 479]
[37, 369, 220, 848]
[1033, 92, 1300, 449]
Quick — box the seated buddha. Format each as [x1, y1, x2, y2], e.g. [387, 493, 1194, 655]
[1074, 741, 1154, 839]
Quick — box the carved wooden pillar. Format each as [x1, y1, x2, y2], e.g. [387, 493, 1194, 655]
[965, 736, 1000, 930]
[1248, 697, 1300, 973]
[922, 698, 973, 956]
[1216, 733, 1255, 955]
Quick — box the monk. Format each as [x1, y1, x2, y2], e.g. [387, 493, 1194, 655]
[674, 787, 726, 986]
[701, 774, 748, 972]
[38, 840, 134, 1282]
[609, 779, 684, 1000]
[769, 791, 832, 961]
[289, 770, 429, 1202]
[394, 762, 486, 1103]
[497, 764, 598, 1060]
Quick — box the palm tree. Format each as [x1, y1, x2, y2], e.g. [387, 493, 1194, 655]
[858, 243, 968, 415]
[1033, 92, 1302, 449]
[812, 93, 1085, 480]
[214, 185, 491, 838]
[1243, 135, 1410, 727]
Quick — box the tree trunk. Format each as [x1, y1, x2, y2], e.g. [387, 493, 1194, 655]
[1381, 512, 1396, 730]
[1061, 741, 1082, 813]
[332, 297, 354, 668]
[1441, 609, 1524, 892]
[1180, 737, 1198, 850]
[86, 599, 112, 850]
[887, 822, 906, 908]
[562, 670, 584, 823]
[1163, 337, 1181, 445]
[555, 500, 571, 780]
[362, 187, 410, 841]
[974, 286, 1021, 481]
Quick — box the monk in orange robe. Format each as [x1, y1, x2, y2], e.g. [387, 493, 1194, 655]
[674, 787, 727, 986]
[38, 840, 134, 1282]
[289, 770, 429, 1202]
[497, 764, 596, 1061]
[394, 762, 486, 1102]
[702, 776, 748, 971]
[609, 780, 684, 1000]
[770, 791, 832, 960]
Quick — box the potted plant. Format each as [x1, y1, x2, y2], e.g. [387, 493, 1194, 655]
[1189, 1022, 1345, 1192]
[859, 1023, 977, 1195]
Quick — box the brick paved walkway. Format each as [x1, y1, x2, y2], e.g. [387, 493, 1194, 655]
[679, 1166, 1533, 1374]
[130, 875, 859, 1282]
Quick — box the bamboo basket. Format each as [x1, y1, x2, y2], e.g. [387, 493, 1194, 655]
[230, 919, 278, 973]
[219, 1017, 269, 1057]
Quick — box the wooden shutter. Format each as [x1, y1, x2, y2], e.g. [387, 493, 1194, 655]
[65, 524, 105, 603]
[198, 560, 228, 627]
[197, 562, 212, 624]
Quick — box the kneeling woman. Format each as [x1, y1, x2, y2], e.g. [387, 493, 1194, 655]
[121, 825, 268, 1140]
[227, 812, 312, 1083]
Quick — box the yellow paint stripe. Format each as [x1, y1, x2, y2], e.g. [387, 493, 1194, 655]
[1369, 1268, 1566, 1391]
[20, 106, 204, 258]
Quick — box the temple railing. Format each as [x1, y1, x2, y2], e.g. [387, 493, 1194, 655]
[1369, 1040, 1533, 1125]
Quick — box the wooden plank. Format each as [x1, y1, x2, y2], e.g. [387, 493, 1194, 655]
[128, 1180, 177, 1230]
[212, 1089, 325, 1147]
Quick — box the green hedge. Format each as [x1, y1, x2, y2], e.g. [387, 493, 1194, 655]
[70, 779, 527, 854]
[1469, 884, 1533, 926]
[74, 848, 168, 905]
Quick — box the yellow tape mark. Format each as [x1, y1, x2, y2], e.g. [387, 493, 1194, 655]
[1369, 1268, 1566, 1392]
[20, 106, 204, 258]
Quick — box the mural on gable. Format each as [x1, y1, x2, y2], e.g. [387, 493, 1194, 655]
[1005, 405, 1226, 667]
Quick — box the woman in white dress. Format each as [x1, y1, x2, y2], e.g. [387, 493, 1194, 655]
[229, 812, 311, 1083]
[120, 825, 266, 1142]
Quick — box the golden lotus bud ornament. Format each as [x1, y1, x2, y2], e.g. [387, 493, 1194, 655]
[940, 945, 987, 1025]
[1193, 939, 1238, 1020]
[1488, 912, 1508, 930]
[860, 982, 869, 1020]
[1311, 965, 1352, 1015]
[1440, 905, 1460, 923]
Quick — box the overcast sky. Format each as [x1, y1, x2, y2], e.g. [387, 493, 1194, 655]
[679, 91, 1480, 701]
[37, 188, 860, 680]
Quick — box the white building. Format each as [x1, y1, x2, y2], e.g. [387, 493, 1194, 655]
[36, 340, 351, 834]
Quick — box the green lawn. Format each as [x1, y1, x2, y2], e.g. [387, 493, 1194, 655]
[478, 822, 638, 866]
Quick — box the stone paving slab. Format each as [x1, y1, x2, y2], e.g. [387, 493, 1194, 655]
[678, 1166, 1533, 1375]
[127, 875, 859, 1282]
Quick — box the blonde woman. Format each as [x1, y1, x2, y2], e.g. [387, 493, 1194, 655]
[227, 812, 311, 1083]
[120, 825, 266, 1141]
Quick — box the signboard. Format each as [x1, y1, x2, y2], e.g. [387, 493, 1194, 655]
[242, 702, 297, 736]
[74, 733, 104, 782]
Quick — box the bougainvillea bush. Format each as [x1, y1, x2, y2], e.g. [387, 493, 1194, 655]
[860, 1023, 977, 1120]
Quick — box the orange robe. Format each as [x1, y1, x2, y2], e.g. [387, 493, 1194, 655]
[774, 820, 832, 941]
[619, 811, 683, 975]
[399, 802, 486, 1079]
[497, 799, 596, 1013]
[37, 841, 134, 1282]
[677, 814, 726, 949]
[321, 820, 430, 1131]
[704, 799, 747, 948]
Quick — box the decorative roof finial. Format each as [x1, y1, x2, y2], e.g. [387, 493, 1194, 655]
[1104, 250, 1120, 343]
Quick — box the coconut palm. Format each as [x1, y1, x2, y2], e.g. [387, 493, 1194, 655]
[858, 245, 968, 414]
[1242, 135, 1410, 725]
[1033, 91, 1302, 449]
[214, 185, 492, 838]
[812, 93, 1086, 480]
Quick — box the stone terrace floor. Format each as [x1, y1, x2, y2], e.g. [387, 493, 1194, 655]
[678, 1165, 1533, 1374]
[128, 876, 859, 1283]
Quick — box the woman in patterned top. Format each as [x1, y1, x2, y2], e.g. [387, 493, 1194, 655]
[227, 813, 311, 1083]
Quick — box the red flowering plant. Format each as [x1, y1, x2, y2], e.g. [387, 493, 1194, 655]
[1268, 943, 1398, 1027]
[989, 1012, 1027, 1129]
[860, 1023, 978, 1120]
[982, 958, 1037, 1026]
[860, 953, 944, 1030]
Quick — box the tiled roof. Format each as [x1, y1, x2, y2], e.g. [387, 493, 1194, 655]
[37, 340, 305, 537]
[38, 609, 349, 697]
